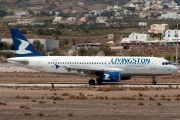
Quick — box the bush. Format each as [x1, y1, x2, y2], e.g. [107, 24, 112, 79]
[0, 52, 16, 58]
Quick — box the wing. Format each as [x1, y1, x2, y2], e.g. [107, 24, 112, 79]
[65, 65, 125, 74]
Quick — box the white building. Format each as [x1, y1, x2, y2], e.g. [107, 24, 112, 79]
[107, 5, 122, 11]
[1, 38, 59, 52]
[138, 22, 148, 26]
[17, 19, 35, 25]
[91, 10, 102, 16]
[163, 29, 180, 41]
[148, 24, 169, 35]
[96, 17, 108, 23]
[173, 6, 180, 10]
[160, 12, 180, 19]
[53, 15, 63, 23]
[8, 19, 36, 26]
[121, 33, 150, 43]
[14, 11, 29, 16]
[67, 17, 76, 21]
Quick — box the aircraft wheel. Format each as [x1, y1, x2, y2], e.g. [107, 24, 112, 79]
[89, 79, 95, 85]
[152, 81, 157, 85]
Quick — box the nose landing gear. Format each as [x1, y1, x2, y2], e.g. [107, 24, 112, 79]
[152, 76, 157, 85]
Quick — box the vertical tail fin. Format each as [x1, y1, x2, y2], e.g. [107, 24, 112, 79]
[10, 28, 42, 57]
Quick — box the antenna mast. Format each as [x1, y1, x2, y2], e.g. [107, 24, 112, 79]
[176, 23, 178, 65]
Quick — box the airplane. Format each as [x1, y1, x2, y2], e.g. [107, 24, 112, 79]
[7, 28, 178, 85]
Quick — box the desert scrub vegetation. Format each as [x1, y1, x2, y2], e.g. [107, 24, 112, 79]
[39, 101, 46, 104]
[53, 96, 64, 100]
[68, 113, 73, 117]
[138, 93, 143, 97]
[68, 95, 79, 99]
[37, 112, 43, 116]
[15, 95, 31, 99]
[47, 96, 64, 100]
[0, 102, 7, 105]
[149, 97, 155, 101]
[120, 96, 136, 100]
[24, 113, 31, 116]
[138, 102, 144, 106]
[61, 92, 70, 96]
[96, 85, 125, 92]
[20, 105, 30, 109]
[31, 99, 36, 102]
[156, 102, 161, 106]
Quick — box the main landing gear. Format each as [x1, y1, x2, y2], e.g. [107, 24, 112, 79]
[152, 76, 157, 85]
[89, 72, 103, 85]
[89, 79, 95, 85]
[88, 78, 102, 85]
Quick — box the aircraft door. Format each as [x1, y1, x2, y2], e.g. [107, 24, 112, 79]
[150, 58, 156, 69]
[37, 58, 43, 68]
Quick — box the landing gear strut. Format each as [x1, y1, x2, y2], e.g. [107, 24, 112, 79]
[96, 78, 102, 85]
[152, 76, 157, 85]
[89, 79, 95, 85]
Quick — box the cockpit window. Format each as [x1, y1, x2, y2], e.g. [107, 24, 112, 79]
[162, 62, 171, 65]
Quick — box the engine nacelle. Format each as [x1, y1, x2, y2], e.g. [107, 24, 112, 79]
[100, 72, 120, 82]
[121, 76, 131, 80]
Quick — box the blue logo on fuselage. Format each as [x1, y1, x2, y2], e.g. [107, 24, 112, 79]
[54, 64, 60, 69]
[111, 58, 150, 64]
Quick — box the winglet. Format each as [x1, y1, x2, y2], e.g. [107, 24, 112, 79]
[10, 28, 42, 57]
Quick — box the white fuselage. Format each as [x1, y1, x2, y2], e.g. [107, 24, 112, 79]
[7, 56, 178, 76]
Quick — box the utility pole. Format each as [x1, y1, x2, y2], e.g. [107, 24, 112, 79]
[176, 23, 178, 65]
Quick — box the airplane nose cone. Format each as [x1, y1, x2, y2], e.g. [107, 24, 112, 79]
[173, 66, 178, 73]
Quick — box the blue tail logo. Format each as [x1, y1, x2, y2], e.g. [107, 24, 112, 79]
[10, 28, 42, 57]
[15, 38, 32, 54]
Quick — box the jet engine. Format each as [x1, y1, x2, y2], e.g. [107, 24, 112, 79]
[99, 72, 132, 82]
[100, 72, 120, 82]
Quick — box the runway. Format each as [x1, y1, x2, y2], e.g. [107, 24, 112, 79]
[0, 82, 179, 88]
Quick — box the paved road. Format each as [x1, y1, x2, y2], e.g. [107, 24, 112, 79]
[0, 63, 17, 67]
[0, 82, 179, 88]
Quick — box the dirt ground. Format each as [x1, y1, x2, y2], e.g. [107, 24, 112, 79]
[0, 67, 180, 120]
[0, 71, 180, 84]
[0, 85, 180, 120]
